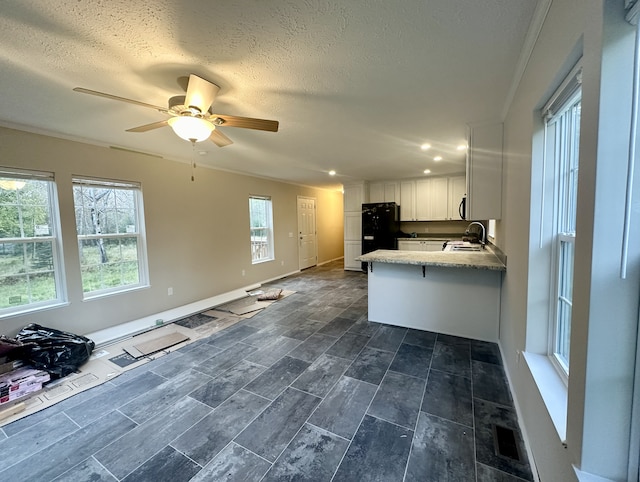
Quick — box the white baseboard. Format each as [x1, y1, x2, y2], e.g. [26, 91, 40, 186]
[319, 256, 344, 266]
[497, 340, 540, 482]
[87, 284, 258, 347]
[86, 260, 341, 348]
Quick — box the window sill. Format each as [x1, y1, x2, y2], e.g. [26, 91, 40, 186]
[83, 284, 150, 301]
[0, 300, 70, 320]
[251, 258, 274, 265]
[523, 352, 568, 443]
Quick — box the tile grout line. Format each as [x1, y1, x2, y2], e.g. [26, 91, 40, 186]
[253, 299, 372, 481]
[468, 339, 479, 482]
[328, 327, 408, 482]
[402, 331, 436, 481]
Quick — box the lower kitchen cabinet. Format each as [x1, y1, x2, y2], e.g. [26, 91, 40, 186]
[344, 240, 363, 271]
[398, 240, 445, 252]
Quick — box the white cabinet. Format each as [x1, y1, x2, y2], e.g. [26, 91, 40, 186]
[384, 182, 398, 203]
[369, 183, 384, 203]
[415, 179, 431, 220]
[429, 177, 449, 220]
[398, 239, 444, 251]
[421, 240, 445, 251]
[369, 182, 398, 204]
[398, 240, 417, 251]
[344, 212, 361, 241]
[372, 175, 466, 222]
[344, 182, 367, 212]
[344, 241, 363, 270]
[448, 175, 466, 220]
[415, 178, 448, 221]
[467, 122, 503, 220]
[399, 181, 416, 221]
[343, 181, 368, 271]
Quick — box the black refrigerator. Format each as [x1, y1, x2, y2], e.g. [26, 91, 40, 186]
[362, 202, 400, 271]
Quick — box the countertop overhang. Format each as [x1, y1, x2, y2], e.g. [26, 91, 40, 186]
[356, 249, 506, 271]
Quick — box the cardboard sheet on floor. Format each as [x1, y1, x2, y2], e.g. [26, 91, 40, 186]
[229, 301, 272, 315]
[124, 331, 190, 358]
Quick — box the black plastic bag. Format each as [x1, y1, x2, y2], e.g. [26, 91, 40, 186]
[15, 324, 95, 379]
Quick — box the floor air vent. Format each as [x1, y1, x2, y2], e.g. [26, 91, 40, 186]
[492, 424, 522, 462]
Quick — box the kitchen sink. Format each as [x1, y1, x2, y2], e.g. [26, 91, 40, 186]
[443, 241, 484, 252]
[449, 245, 483, 252]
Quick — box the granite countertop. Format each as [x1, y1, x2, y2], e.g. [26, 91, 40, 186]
[356, 248, 506, 271]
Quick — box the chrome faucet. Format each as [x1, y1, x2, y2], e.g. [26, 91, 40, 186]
[466, 221, 486, 247]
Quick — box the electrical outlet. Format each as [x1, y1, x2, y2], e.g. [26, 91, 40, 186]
[242, 269, 245, 277]
[167, 287, 173, 296]
[288, 232, 293, 238]
[281, 260, 284, 266]
[516, 350, 521, 364]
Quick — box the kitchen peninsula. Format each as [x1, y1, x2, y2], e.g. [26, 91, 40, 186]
[357, 248, 506, 341]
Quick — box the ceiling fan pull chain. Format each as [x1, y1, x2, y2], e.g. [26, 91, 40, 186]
[191, 140, 197, 182]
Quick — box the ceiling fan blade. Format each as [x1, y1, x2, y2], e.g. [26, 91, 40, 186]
[184, 74, 219, 114]
[213, 114, 279, 132]
[73, 87, 169, 113]
[126, 120, 169, 132]
[209, 129, 233, 147]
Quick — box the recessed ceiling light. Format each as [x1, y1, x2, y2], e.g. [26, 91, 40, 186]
[434, 156, 443, 161]
[423, 169, 431, 174]
[421, 143, 431, 151]
[457, 144, 467, 151]
[329, 170, 336, 176]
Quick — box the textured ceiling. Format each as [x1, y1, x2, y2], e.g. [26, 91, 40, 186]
[0, 0, 538, 189]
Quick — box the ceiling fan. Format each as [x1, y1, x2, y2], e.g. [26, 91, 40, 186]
[73, 74, 279, 147]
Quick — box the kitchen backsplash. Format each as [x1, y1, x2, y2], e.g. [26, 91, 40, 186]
[399, 220, 469, 235]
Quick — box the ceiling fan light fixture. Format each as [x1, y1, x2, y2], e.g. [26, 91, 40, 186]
[168, 116, 214, 142]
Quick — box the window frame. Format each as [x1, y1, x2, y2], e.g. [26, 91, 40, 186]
[543, 77, 582, 382]
[0, 168, 66, 318]
[249, 195, 274, 264]
[72, 176, 149, 299]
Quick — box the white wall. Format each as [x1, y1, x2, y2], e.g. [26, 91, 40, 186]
[0, 126, 344, 337]
[499, 0, 639, 480]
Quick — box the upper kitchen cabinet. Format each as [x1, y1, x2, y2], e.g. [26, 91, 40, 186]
[467, 122, 503, 220]
[401, 176, 463, 221]
[429, 177, 449, 220]
[399, 181, 416, 221]
[415, 179, 431, 220]
[448, 175, 466, 220]
[415, 178, 448, 221]
[369, 182, 398, 204]
[343, 181, 368, 212]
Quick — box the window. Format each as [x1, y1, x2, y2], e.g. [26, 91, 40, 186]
[542, 66, 582, 377]
[73, 177, 148, 298]
[249, 196, 274, 263]
[0, 168, 65, 316]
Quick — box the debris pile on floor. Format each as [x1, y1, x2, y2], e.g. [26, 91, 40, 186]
[0, 324, 95, 418]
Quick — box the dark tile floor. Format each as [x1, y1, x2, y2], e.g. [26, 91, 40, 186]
[0, 260, 533, 481]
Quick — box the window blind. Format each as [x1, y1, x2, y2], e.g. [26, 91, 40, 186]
[72, 176, 140, 190]
[0, 167, 54, 181]
[542, 60, 583, 121]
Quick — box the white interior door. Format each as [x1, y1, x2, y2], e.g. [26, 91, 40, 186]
[297, 196, 317, 270]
